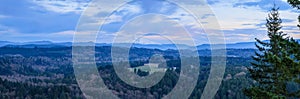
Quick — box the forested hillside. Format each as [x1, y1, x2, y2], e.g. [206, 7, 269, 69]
[0, 47, 254, 98]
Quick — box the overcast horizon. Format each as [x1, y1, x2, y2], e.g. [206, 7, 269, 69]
[0, 0, 299, 45]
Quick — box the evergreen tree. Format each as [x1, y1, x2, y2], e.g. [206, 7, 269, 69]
[244, 5, 300, 98]
[288, 0, 300, 8]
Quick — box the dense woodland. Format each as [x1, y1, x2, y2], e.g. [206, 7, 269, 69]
[0, 46, 254, 99]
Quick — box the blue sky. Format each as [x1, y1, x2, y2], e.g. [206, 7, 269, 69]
[0, 0, 299, 45]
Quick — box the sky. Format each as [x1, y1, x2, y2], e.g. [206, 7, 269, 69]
[0, 0, 299, 45]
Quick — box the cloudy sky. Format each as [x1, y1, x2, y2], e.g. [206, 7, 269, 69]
[0, 0, 299, 45]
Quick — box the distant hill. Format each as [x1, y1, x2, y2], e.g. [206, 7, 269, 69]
[0, 41, 190, 50]
[197, 42, 256, 50]
[197, 39, 300, 50]
[1, 39, 299, 50]
[0, 41, 14, 47]
[24, 41, 53, 45]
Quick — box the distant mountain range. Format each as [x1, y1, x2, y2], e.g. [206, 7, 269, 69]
[196, 42, 256, 50]
[1, 40, 299, 50]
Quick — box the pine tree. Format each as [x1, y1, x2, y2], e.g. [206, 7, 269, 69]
[244, 5, 300, 98]
[288, 0, 300, 9]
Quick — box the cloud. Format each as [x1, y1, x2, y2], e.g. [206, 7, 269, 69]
[101, 14, 202, 45]
[87, 0, 299, 44]
[0, 30, 74, 42]
[0, 0, 299, 44]
[30, 0, 90, 14]
[232, 0, 292, 10]
[105, 2, 143, 24]
[0, 0, 81, 34]
[0, 15, 8, 19]
[223, 29, 267, 43]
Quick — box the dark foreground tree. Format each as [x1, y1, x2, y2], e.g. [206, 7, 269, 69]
[244, 5, 300, 98]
